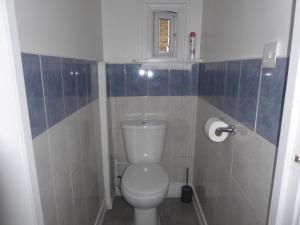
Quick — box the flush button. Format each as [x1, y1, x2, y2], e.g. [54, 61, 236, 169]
[263, 41, 278, 68]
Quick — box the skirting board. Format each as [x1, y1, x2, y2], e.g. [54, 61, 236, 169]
[94, 198, 107, 225]
[192, 185, 208, 225]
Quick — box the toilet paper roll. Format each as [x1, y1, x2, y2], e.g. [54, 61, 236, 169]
[205, 117, 229, 142]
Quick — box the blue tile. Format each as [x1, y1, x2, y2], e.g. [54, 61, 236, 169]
[214, 62, 226, 110]
[200, 63, 216, 104]
[41, 56, 65, 128]
[170, 70, 191, 96]
[237, 59, 262, 130]
[223, 61, 241, 119]
[86, 62, 92, 103]
[106, 64, 111, 96]
[61, 58, 77, 116]
[125, 64, 147, 96]
[198, 64, 204, 96]
[89, 62, 99, 102]
[107, 64, 125, 96]
[75, 60, 88, 108]
[191, 64, 199, 96]
[22, 53, 47, 138]
[257, 58, 288, 144]
[148, 69, 169, 96]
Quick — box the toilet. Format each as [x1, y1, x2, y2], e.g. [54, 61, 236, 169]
[121, 120, 169, 225]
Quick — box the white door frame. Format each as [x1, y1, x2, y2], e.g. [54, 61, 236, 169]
[268, 0, 300, 224]
[98, 62, 113, 209]
[0, 0, 43, 224]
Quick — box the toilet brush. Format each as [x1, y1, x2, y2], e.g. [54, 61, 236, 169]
[181, 167, 193, 203]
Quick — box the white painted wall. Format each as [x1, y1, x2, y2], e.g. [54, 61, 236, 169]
[201, 0, 293, 62]
[14, 0, 103, 61]
[101, 0, 203, 63]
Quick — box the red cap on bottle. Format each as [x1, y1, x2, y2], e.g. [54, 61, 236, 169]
[190, 32, 196, 37]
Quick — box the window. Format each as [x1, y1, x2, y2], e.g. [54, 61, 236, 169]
[144, 3, 186, 60]
[153, 11, 177, 57]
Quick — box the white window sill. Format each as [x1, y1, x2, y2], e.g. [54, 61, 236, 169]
[133, 58, 203, 70]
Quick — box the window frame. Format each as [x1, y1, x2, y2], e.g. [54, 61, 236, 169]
[143, 3, 187, 60]
[153, 11, 177, 58]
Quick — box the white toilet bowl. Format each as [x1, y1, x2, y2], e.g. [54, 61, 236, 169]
[121, 163, 169, 225]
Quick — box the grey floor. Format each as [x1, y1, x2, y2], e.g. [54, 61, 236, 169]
[103, 197, 199, 225]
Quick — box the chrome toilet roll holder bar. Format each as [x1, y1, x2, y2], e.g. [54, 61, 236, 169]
[215, 125, 237, 136]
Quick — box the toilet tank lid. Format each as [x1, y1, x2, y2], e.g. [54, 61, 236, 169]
[122, 120, 167, 129]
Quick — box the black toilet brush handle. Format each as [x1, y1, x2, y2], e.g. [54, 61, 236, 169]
[186, 167, 189, 185]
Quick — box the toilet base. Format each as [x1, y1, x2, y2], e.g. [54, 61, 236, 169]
[133, 208, 160, 225]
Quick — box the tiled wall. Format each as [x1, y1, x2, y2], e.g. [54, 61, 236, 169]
[22, 53, 99, 138]
[193, 58, 288, 225]
[106, 64, 199, 97]
[106, 58, 288, 145]
[105, 58, 288, 199]
[106, 63, 199, 193]
[193, 98, 276, 225]
[198, 57, 288, 145]
[107, 96, 197, 186]
[22, 53, 103, 225]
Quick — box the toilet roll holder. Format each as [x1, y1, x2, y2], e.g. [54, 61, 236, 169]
[215, 125, 237, 136]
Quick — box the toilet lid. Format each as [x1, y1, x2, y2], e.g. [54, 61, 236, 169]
[122, 164, 169, 196]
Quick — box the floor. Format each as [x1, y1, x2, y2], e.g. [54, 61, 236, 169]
[103, 197, 199, 225]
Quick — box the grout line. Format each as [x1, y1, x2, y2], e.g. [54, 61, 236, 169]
[254, 61, 263, 133]
[124, 64, 127, 96]
[224, 62, 228, 97]
[85, 62, 89, 104]
[236, 60, 243, 120]
[60, 57, 67, 118]
[38, 55, 60, 225]
[59, 57, 77, 221]
[75, 61, 80, 110]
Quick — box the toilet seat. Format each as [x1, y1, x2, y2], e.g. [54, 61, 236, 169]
[122, 164, 169, 197]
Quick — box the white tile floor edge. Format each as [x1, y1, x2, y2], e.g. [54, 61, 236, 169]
[94, 198, 107, 225]
[192, 185, 208, 225]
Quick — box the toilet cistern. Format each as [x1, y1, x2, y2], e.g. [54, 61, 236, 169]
[121, 119, 169, 225]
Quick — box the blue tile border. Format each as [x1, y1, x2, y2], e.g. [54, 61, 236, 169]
[198, 58, 288, 145]
[41, 55, 65, 128]
[22, 53, 47, 138]
[125, 64, 147, 96]
[105, 58, 288, 145]
[223, 60, 241, 120]
[21, 53, 99, 139]
[256, 58, 289, 144]
[170, 69, 191, 96]
[237, 59, 262, 130]
[148, 69, 170, 96]
[106, 64, 196, 97]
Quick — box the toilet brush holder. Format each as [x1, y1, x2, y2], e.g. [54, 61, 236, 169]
[181, 168, 193, 203]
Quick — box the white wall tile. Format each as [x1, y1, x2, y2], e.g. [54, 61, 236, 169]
[32, 132, 53, 190]
[32, 101, 104, 225]
[193, 97, 275, 224]
[107, 96, 198, 184]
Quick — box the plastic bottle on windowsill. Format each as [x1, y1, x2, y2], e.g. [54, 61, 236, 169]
[189, 32, 196, 60]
